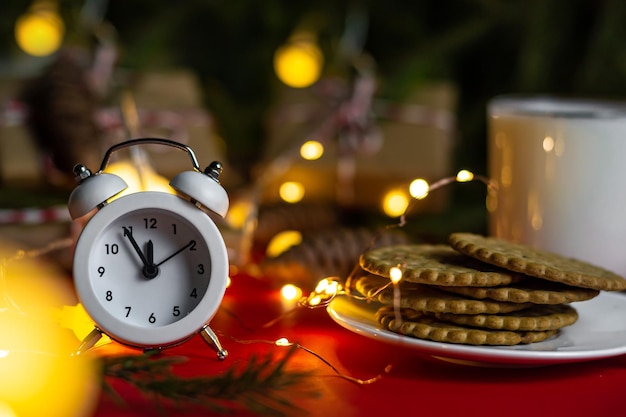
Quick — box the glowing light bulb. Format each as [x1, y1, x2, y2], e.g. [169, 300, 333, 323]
[314, 278, 329, 293]
[409, 179, 430, 199]
[308, 295, 322, 306]
[274, 32, 323, 88]
[315, 278, 340, 296]
[456, 170, 474, 182]
[300, 140, 324, 160]
[382, 190, 409, 217]
[15, 1, 65, 57]
[389, 266, 403, 284]
[279, 181, 305, 203]
[280, 284, 303, 301]
[275, 338, 292, 346]
[266, 230, 302, 257]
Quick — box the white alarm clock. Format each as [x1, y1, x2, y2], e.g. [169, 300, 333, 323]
[69, 138, 229, 359]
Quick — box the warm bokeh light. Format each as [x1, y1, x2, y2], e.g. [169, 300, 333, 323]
[315, 278, 340, 296]
[307, 294, 322, 306]
[275, 337, 292, 347]
[0, 400, 17, 417]
[15, 1, 65, 57]
[300, 140, 324, 160]
[456, 170, 474, 182]
[105, 160, 173, 198]
[543, 136, 555, 152]
[382, 190, 410, 217]
[0, 242, 99, 417]
[274, 33, 323, 88]
[409, 179, 430, 199]
[55, 304, 111, 348]
[279, 181, 305, 203]
[266, 230, 302, 258]
[389, 267, 403, 284]
[280, 284, 303, 302]
[225, 198, 255, 229]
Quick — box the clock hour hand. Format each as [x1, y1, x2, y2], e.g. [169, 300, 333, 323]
[146, 239, 154, 266]
[144, 240, 159, 278]
[156, 240, 195, 267]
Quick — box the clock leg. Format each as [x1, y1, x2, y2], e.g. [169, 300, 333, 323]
[200, 325, 228, 360]
[75, 327, 103, 355]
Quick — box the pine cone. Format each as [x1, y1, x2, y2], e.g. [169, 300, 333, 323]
[20, 51, 102, 182]
[261, 227, 410, 289]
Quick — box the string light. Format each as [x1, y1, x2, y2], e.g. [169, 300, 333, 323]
[280, 284, 302, 302]
[389, 266, 403, 284]
[274, 337, 291, 347]
[304, 277, 342, 306]
[223, 333, 390, 385]
[456, 169, 474, 182]
[274, 31, 324, 88]
[279, 181, 305, 203]
[300, 140, 324, 160]
[307, 294, 322, 307]
[409, 178, 430, 199]
[396, 169, 495, 226]
[382, 190, 410, 217]
[15, 0, 65, 57]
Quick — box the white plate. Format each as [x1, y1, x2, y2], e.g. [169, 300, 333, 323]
[327, 291, 626, 366]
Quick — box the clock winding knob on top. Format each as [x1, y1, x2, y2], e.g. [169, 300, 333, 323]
[73, 164, 92, 182]
[204, 161, 223, 183]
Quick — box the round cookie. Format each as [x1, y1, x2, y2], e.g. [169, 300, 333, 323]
[354, 274, 532, 314]
[376, 307, 557, 346]
[448, 233, 626, 291]
[432, 303, 578, 331]
[433, 278, 600, 305]
[359, 244, 523, 287]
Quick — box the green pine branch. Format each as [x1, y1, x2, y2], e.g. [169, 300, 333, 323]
[101, 346, 318, 416]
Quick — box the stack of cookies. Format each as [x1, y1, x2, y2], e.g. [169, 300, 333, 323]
[354, 233, 626, 346]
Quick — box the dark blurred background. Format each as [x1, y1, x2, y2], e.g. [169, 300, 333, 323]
[2, 0, 626, 235]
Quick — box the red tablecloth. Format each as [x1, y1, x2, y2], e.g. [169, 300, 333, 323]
[92, 273, 626, 417]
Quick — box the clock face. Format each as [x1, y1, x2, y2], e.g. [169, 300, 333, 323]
[73, 192, 228, 348]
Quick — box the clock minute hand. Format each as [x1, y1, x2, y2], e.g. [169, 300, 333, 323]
[156, 240, 195, 267]
[122, 227, 150, 267]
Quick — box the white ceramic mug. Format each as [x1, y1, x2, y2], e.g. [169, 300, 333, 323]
[487, 96, 626, 276]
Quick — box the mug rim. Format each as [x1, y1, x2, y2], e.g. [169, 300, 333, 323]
[488, 95, 626, 119]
